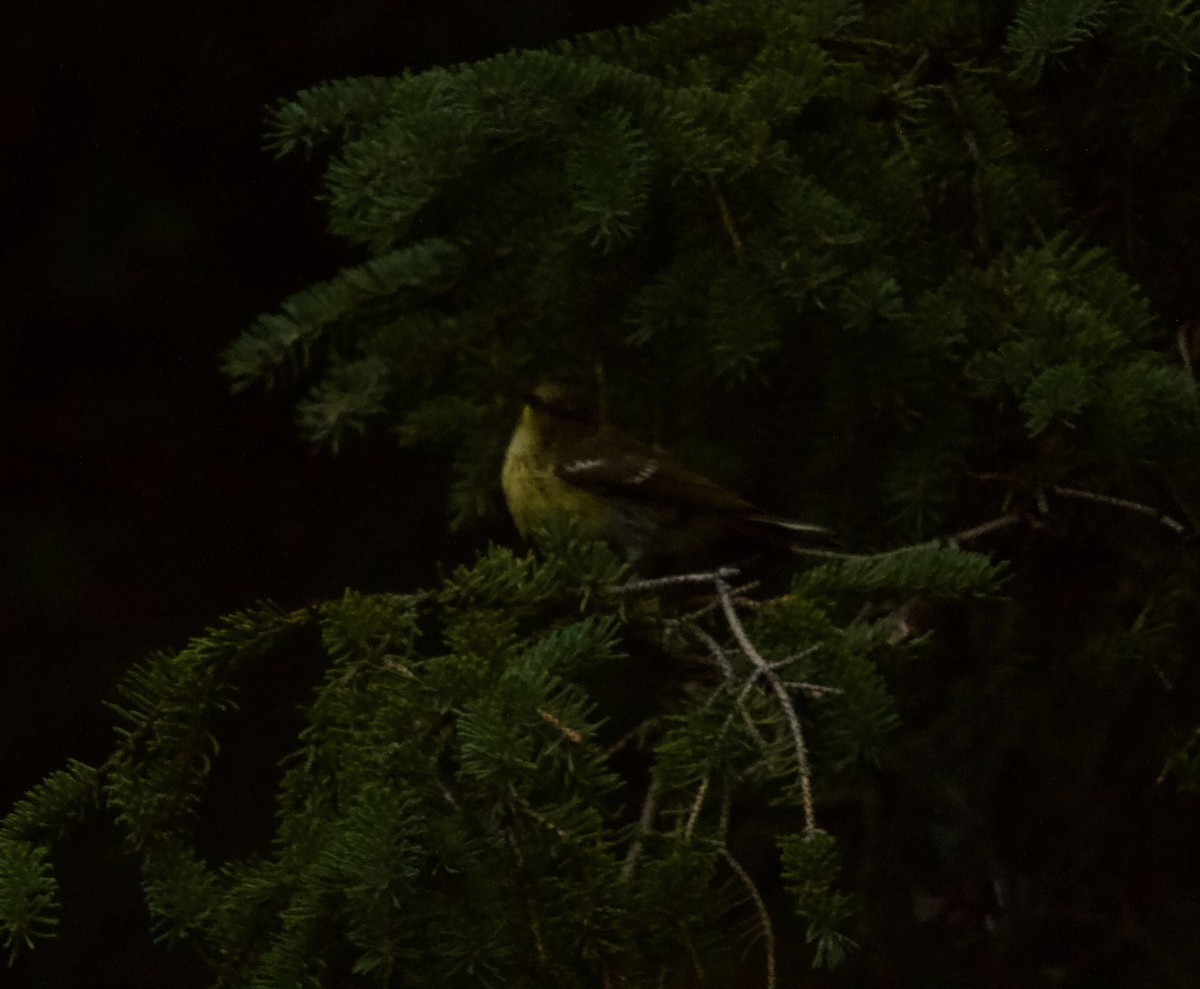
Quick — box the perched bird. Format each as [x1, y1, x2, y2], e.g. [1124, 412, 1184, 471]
[501, 383, 832, 572]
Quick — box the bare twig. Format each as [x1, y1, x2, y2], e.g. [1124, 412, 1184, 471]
[769, 647, 837, 696]
[714, 575, 817, 835]
[780, 680, 843, 697]
[622, 778, 659, 882]
[718, 786, 731, 841]
[799, 511, 1024, 563]
[618, 564, 831, 845]
[722, 849, 777, 989]
[768, 647, 823, 671]
[945, 511, 1023, 548]
[684, 776, 709, 842]
[507, 828, 549, 966]
[682, 619, 736, 678]
[938, 82, 988, 254]
[1050, 485, 1189, 535]
[538, 708, 582, 744]
[610, 567, 741, 595]
[605, 718, 656, 758]
[684, 620, 773, 754]
[1176, 323, 1194, 378]
[710, 178, 744, 257]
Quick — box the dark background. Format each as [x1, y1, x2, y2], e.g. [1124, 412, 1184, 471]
[2, 2, 675, 984]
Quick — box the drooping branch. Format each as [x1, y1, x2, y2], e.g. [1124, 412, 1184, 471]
[1049, 485, 1189, 535]
[713, 574, 817, 836]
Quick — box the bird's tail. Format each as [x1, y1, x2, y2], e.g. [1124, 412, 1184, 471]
[744, 513, 839, 553]
[746, 513, 833, 536]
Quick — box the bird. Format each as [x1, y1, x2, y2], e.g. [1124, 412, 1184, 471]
[501, 382, 833, 572]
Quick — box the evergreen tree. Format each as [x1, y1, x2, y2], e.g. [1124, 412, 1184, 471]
[6, 0, 1200, 985]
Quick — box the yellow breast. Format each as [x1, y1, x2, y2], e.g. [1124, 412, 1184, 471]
[501, 406, 604, 539]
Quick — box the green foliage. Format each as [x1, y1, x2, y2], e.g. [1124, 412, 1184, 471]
[0, 761, 101, 960]
[1005, 0, 1115, 81]
[3, 524, 995, 983]
[780, 831, 857, 969]
[964, 235, 1183, 453]
[1161, 727, 1200, 793]
[0, 840, 57, 963]
[0, 760, 99, 845]
[525, 513, 632, 606]
[564, 107, 652, 251]
[103, 603, 300, 851]
[223, 240, 463, 392]
[296, 355, 391, 453]
[219, 0, 1200, 560]
[11, 0, 1200, 984]
[795, 544, 1007, 598]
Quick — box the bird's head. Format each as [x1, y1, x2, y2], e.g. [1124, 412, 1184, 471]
[522, 381, 601, 438]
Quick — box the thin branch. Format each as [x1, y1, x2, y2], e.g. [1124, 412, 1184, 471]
[621, 778, 659, 882]
[714, 575, 816, 835]
[610, 567, 741, 595]
[1050, 485, 1189, 535]
[722, 848, 777, 989]
[507, 827, 549, 967]
[710, 178, 744, 257]
[769, 647, 838, 696]
[945, 511, 1023, 547]
[1176, 323, 1194, 378]
[538, 708, 582, 744]
[768, 646, 823, 670]
[684, 620, 774, 754]
[938, 82, 988, 254]
[718, 786, 731, 842]
[801, 511, 1024, 563]
[682, 619, 736, 679]
[780, 680, 843, 698]
[684, 776, 709, 842]
[605, 718, 656, 758]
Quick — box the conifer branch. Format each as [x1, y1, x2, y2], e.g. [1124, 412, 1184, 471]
[945, 511, 1024, 547]
[937, 82, 988, 254]
[680, 618, 734, 677]
[713, 575, 817, 836]
[507, 826, 549, 968]
[17, 0, 1200, 976]
[722, 848, 777, 989]
[609, 567, 742, 594]
[1049, 485, 1189, 535]
[782, 679, 844, 697]
[683, 620, 791, 763]
[683, 776, 709, 842]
